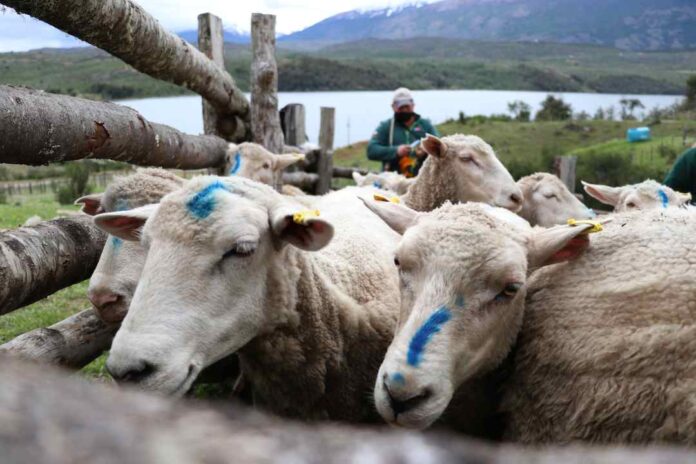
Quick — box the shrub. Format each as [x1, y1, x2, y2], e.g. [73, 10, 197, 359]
[0, 189, 7, 205]
[535, 95, 572, 121]
[55, 162, 93, 205]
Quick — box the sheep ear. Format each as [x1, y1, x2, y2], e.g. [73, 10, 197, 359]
[527, 224, 594, 270]
[675, 190, 692, 205]
[75, 193, 104, 216]
[274, 153, 305, 171]
[421, 134, 446, 158]
[352, 172, 365, 184]
[94, 204, 158, 241]
[270, 207, 334, 252]
[360, 197, 418, 235]
[582, 181, 622, 207]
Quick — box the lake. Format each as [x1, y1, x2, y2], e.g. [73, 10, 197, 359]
[119, 90, 683, 148]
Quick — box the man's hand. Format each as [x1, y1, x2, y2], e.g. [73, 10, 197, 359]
[396, 145, 411, 158]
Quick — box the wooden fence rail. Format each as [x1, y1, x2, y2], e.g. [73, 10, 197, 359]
[4, 0, 249, 141]
[0, 216, 105, 316]
[0, 85, 229, 169]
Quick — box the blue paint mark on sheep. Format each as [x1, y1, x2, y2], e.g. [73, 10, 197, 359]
[111, 236, 123, 252]
[586, 208, 596, 218]
[407, 306, 452, 367]
[186, 181, 229, 219]
[658, 189, 669, 208]
[391, 372, 406, 385]
[373, 181, 383, 189]
[114, 198, 130, 212]
[229, 151, 242, 175]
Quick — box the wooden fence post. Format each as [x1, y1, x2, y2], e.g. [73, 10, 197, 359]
[198, 13, 240, 175]
[251, 13, 285, 190]
[316, 107, 335, 194]
[280, 104, 306, 147]
[553, 155, 577, 193]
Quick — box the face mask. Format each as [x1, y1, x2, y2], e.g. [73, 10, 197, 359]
[394, 111, 415, 123]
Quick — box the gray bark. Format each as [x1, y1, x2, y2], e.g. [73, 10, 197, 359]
[553, 155, 578, 192]
[0, 85, 229, 169]
[332, 166, 370, 179]
[315, 107, 335, 194]
[0, 215, 105, 315]
[250, 13, 285, 178]
[282, 171, 319, 191]
[0, 309, 116, 368]
[280, 103, 307, 147]
[0, 356, 694, 464]
[4, 0, 249, 139]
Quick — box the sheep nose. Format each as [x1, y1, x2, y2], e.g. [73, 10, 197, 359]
[107, 358, 156, 384]
[509, 191, 522, 206]
[382, 375, 432, 416]
[88, 289, 127, 323]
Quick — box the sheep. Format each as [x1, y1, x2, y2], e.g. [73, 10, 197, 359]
[401, 134, 522, 212]
[517, 172, 595, 227]
[352, 171, 415, 195]
[224, 142, 305, 188]
[582, 179, 691, 212]
[75, 168, 183, 323]
[93, 176, 402, 423]
[365, 198, 696, 444]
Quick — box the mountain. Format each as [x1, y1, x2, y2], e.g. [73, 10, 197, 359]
[281, 0, 696, 51]
[178, 27, 250, 44]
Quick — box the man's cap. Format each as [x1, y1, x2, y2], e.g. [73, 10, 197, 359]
[392, 87, 414, 107]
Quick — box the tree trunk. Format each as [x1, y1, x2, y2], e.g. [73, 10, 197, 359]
[0, 309, 116, 368]
[0, 357, 693, 464]
[0, 215, 105, 315]
[332, 166, 370, 179]
[315, 107, 335, 194]
[250, 13, 285, 189]
[281, 171, 319, 191]
[0, 85, 229, 169]
[4, 0, 249, 140]
[280, 103, 307, 147]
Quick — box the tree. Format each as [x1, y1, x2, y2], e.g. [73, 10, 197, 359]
[507, 100, 531, 122]
[593, 107, 606, 120]
[535, 95, 572, 121]
[619, 98, 644, 120]
[685, 74, 696, 110]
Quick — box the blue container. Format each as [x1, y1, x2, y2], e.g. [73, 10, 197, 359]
[627, 127, 651, 143]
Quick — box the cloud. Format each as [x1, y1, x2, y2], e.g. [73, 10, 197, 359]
[0, 0, 437, 52]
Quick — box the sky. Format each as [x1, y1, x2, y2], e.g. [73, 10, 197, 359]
[0, 0, 436, 52]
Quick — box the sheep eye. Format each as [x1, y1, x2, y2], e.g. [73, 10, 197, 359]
[495, 283, 522, 301]
[544, 193, 557, 200]
[223, 242, 257, 259]
[626, 202, 636, 209]
[394, 257, 400, 267]
[262, 162, 271, 169]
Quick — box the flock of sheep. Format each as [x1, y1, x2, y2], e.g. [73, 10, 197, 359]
[75, 134, 695, 445]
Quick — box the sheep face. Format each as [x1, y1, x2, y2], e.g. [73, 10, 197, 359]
[94, 176, 333, 395]
[582, 179, 691, 212]
[364, 200, 594, 429]
[420, 134, 523, 212]
[352, 171, 415, 195]
[518, 173, 595, 227]
[77, 169, 183, 324]
[226, 142, 304, 186]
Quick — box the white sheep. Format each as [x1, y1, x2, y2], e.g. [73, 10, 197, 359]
[517, 172, 595, 227]
[75, 168, 183, 323]
[93, 176, 402, 422]
[352, 171, 415, 195]
[224, 142, 305, 187]
[582, 179, 691, 212]
[365, 199, 696, 444]
[402, 134, 522, 212]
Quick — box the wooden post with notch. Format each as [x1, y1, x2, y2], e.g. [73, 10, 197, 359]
[316, 107, 335, 194]
[251, 13, 285, 190]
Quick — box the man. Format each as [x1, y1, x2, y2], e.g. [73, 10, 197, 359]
[367, 88, 439, 177]
[663, 143, 696, 202]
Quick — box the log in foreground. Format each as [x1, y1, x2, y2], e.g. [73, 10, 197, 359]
[0, 85, 228, 168]
[4, 0, 249, 139]
[0, 309, 117, 368]
[0, 215, 105, 315]
[0, 357, 694, 464]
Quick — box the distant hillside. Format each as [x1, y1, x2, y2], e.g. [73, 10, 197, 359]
[282, 0, 696, 51]
[0, 39, 691, 99]
[178, 28, 250, 44]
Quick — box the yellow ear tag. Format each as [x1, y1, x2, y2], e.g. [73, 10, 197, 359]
[567, 218, 603, 234]
[373, 193, 401, 204]
[293, 209, 320, 225]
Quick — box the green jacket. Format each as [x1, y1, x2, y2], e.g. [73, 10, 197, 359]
[664, 147, 696, 202]
[367, 115, 439, 176]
